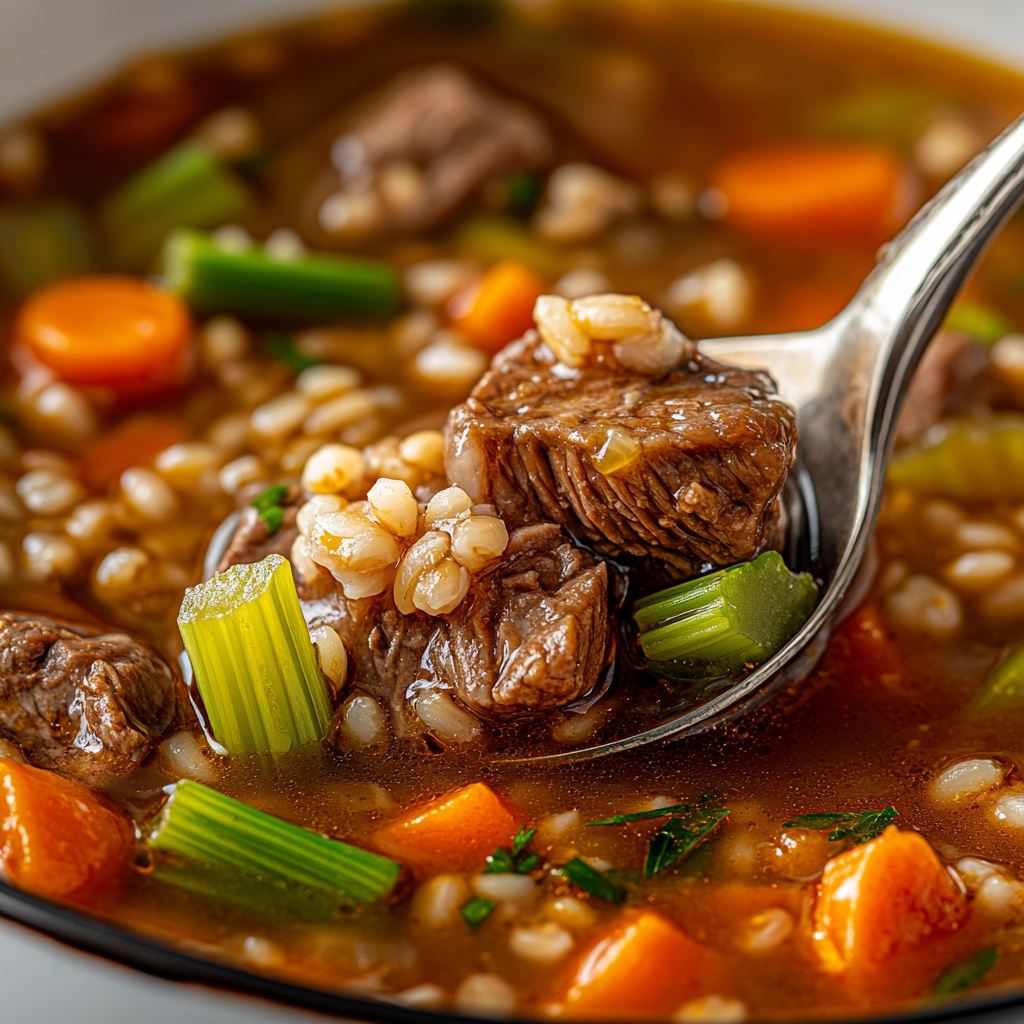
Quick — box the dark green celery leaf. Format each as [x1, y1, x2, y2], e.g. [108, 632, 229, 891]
[784, 807, 898, 844]
[560, 858, 624, 904]
[644, 808, 729, 879]
[461, 896, 496, 930]
[934, 948, 998, 997]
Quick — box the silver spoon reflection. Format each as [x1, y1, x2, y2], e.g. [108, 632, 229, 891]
[206, 110, 1024, 763]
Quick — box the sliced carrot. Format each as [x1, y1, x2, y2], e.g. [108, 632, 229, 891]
[713, 143, 905, 245]
[17, 275, 192, 393]
[0, 758, 134, 904]
[559, 911, 719, 1019]
[450, 259, 546, 354]
[79, 416, 189, 491]
[373, 782, 518, 871]
[813, 826, 969, 996]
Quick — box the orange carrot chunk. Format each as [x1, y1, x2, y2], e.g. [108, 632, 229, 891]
[17, 275, 192, 393]
[451, 259, 546, 354]
[0, 758, 134, 904]
[373, 781, 518, 871]
[713, 143, 905, 245]
[79, 416, 189, 491]
[559, 911, 719, 1019]
[813, 827, 969, 989]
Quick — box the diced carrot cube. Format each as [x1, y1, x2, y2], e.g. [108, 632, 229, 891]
[373, 782, 519, 871]
[451, 259, 546, 354]
[0, 758, 134, 904]
[559, 911, 720, 1019]
[713, 143, 905, 245]
[813, 827, 969, 995]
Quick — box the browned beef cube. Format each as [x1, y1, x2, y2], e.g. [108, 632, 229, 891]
[446, 332, 797, 578]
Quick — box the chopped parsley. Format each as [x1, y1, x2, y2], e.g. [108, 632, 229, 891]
[483, 825, 538, 875]
[933, 948, 998, 997]
[784, 807, 899, 844]
[251, 484, 289, 536]
[263, 331, 319, 373]
[461, 896, 496, 930]
[559, 857, 624, 904]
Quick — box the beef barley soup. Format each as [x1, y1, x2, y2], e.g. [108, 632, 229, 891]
[2, 0, 1024, 1019]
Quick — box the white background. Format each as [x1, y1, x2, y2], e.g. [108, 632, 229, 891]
[0, 0, 1023, 1020]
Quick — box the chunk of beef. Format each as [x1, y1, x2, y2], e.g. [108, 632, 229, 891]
[446, 332, 797, 578]
[0, 612, 179, 783]
[298, 64, 553, 243]
[293, 524, 612, 741]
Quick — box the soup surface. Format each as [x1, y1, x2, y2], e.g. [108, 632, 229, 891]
[2, 1, 1024, 1020]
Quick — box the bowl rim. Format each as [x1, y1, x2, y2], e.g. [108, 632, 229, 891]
[2, 878, 1024, 1024]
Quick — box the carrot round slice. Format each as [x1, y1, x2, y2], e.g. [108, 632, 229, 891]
[373, 781, 518, 871]
[17, 275, 192, 391]
[0, 758, 134, 904]
[713, 143, 906, 245]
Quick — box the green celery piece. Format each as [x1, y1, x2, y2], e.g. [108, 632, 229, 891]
[888, 415, 1024, 500]
[644, 807, 729, 878]
[103, 141, 251, 269]
[177, 553, 332, 755]
[800, 84, 942, 152]
[946, 301, 1013, 345]
[461, 896, 496, 930]
[0, 202, 96, 294]
[972, 646, 1024, 712]
[560, 857, 625, 904]
[150, 780, 401, 906]
[933, 947, 998, 997]
[163, 228, 402, 321]
[454, 214, 562, 275]
[633, 551, 818, 675]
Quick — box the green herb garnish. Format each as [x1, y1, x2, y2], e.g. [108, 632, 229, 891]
[784, 807, 899, 844]
[461, 896, 496, 930]
[263, 332, 319, 374]
[560, 857, 625, 904]
[251, 485, 289, 536]
[933, 948, 998, 997]
[588, 804, 693, 826]
[644, 807, 729, 878]
[483, 825, 538, 874]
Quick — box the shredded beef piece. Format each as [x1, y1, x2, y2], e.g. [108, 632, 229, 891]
[0, 612, 179, 783]
[298, 64, 553, 243]
[446, 332, 797, 578]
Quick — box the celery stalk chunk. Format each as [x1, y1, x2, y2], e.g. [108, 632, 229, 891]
[634, 551, 818, 677]
[150, 780, 402, 906]
[102, 142, 251, 269]
[177, 554, 331, 755]
[887, 415, 1024, 500]
[162, 228, 401, 321]
[972, 645, 1024, 712]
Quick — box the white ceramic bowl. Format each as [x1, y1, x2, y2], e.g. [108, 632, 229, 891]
[0, 2, 1023, 1022]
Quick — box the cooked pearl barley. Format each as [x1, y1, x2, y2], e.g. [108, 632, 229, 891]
[393, 309, 439, 357]
[395, 531, 470, 615]
[991, 787, 1024, 828]
[296, 495, 346, 538]
[666, 258, 751, 331]
[309, 508, 401, 596]
[195, 106, 261, 160]
[393, 985, 445, 1009]
[264, 227, 306, 263]
[674, 996, 747, 1023]
[614, 319, 687, 374]
[206, 412, 251, 453]
[414, 339, 488, 391]
[957, 859, 1024, 923]
[22, 532, 77, 580]
[944, 550, 1015, 591]
[554, 267, 612, 300]
[455, 974, 516, 1017]
[411, 874, 471, 927]
[991, 334, 1024, 386]
[425, 486, 473, 525]
[572, 293, 658, 338]
[379, 160, 425, 211]
[310, 624, 348, 685]
[534, 294, 590, 367]
[365, 437, 421, 489]
[340, 693, 387, 749]
[160, 730, 216, 783]
[543, 895, 596, 929]
[65, 500, 119, 547]
[304, 390, 377, 436]
[535, 163, 640, 243]
[212, 223, 254, 254]
[301, 443, 365, 496]
[923, 498, 965, 535]
[955, 521, 1019, 551]
[741, 908, 794, 952]
[535, 809, 581, 844]
[290, 535, 322, 586]
[404, 260, 478, 307]
[473, 872, 537, 905]
[16, 469, 82, 515]
[509, 924, 573, 963]
[980, 575, 1024, 621]
[885, 574, 961, 635]
[154, 443, 222, 488]
[368, 478, 418, 538]
[451, 516, 509, 571]
[914, 115, 981, 177]
[320, 190, 380, 234]
[930, 758, 1004, 805]
[296, 364, 361, 401]
[120, 468, 178, 522]
[399, 431, 446, 476]
[200, 316, 249, 368]
[218, 454, 264, 494]
[30, 383, 96, 439]
[414, 691, 481, 744]
[251, 393, 311, 439]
